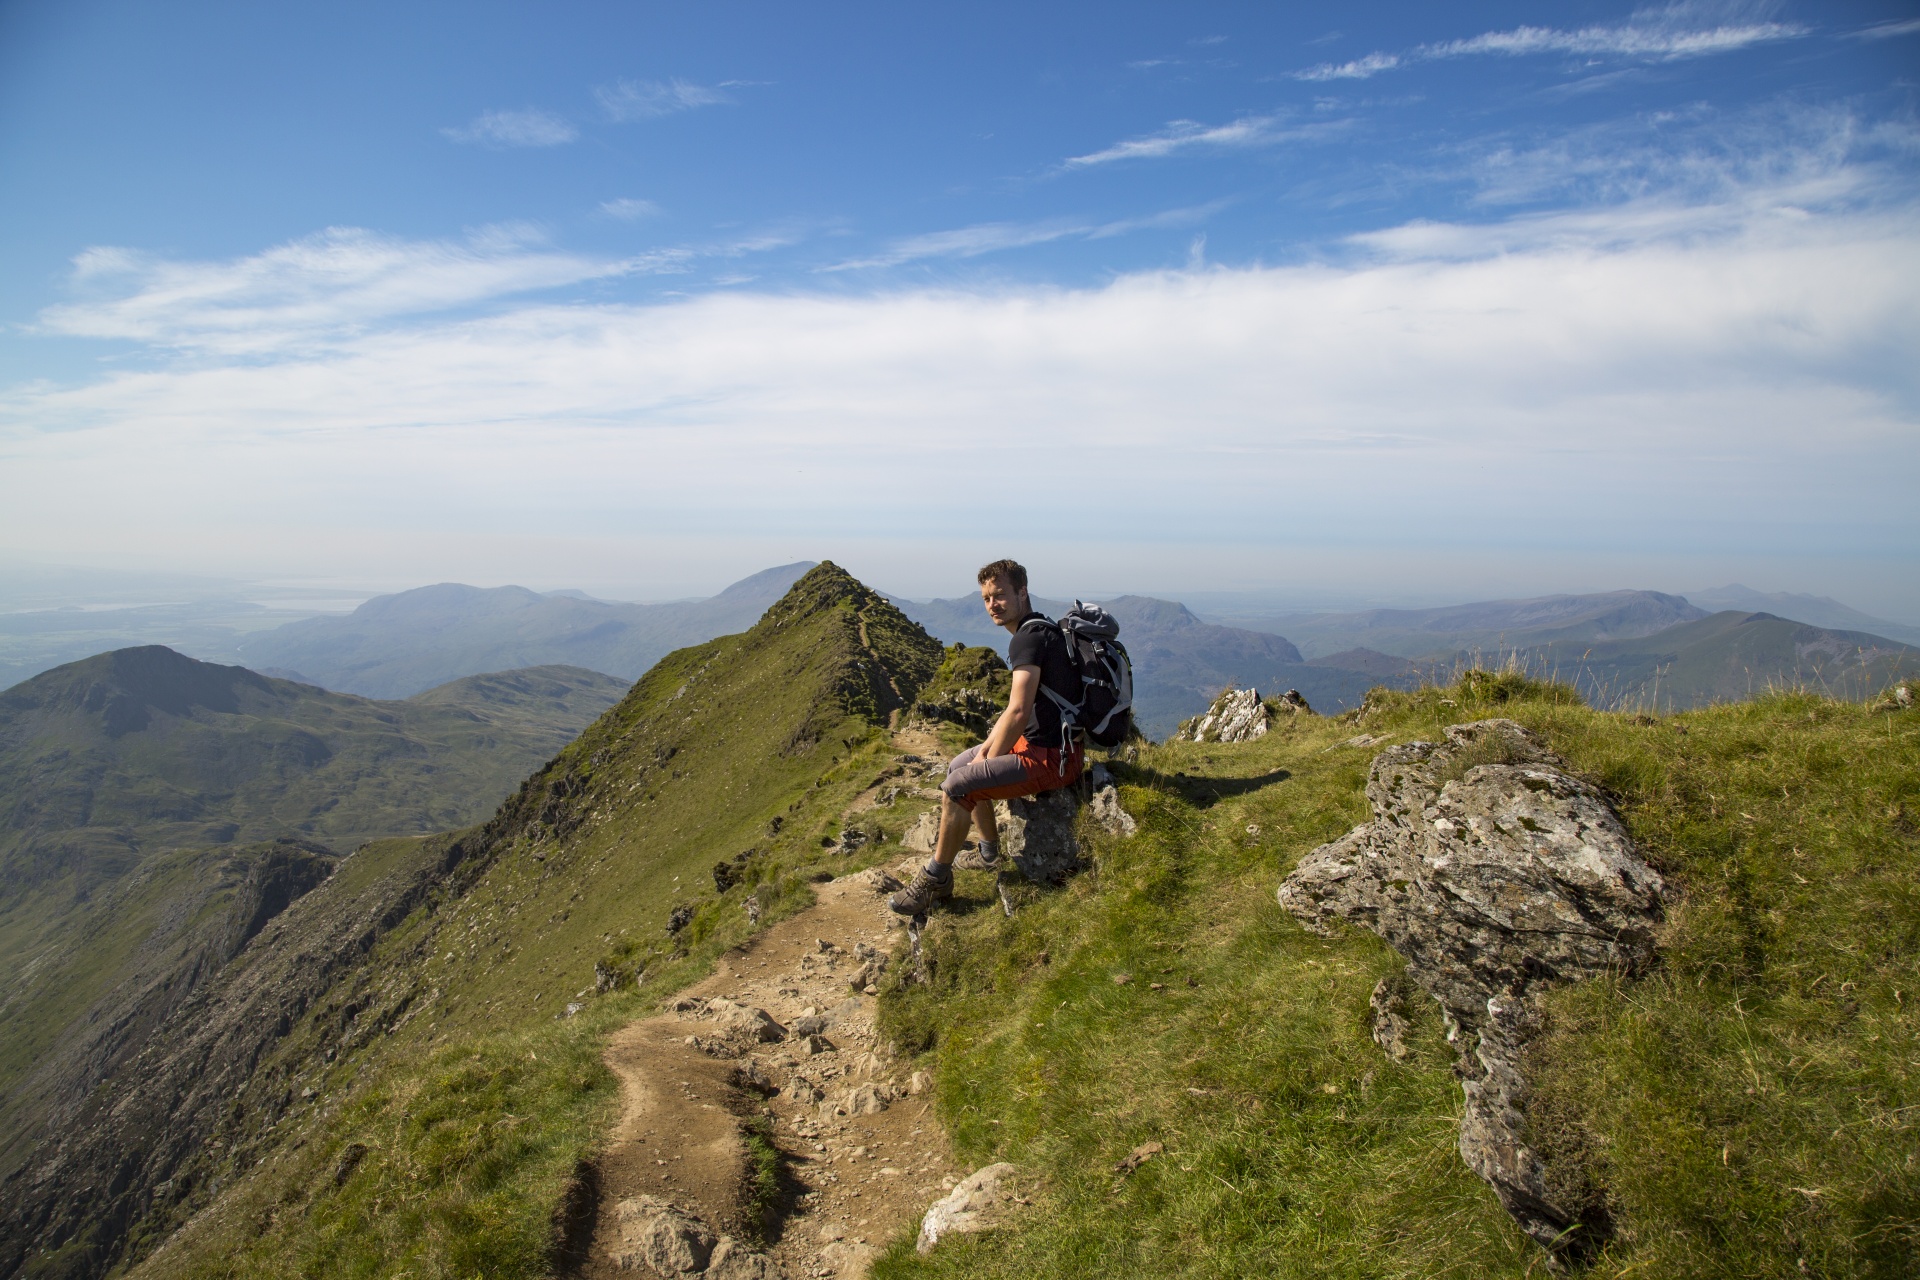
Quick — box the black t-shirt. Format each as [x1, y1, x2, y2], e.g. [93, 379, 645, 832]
[1006, 612, 1081, 749]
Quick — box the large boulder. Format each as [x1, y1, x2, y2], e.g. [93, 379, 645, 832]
[1277, 719, 1664, 1259]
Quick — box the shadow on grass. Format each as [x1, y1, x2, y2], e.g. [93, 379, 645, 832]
[1166, 768, 1293, 807]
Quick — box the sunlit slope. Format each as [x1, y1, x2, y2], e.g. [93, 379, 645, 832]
[64, 564, 943, 1280]
[875, 677, 1918, 1279]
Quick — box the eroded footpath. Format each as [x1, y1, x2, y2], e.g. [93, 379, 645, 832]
[580, 817, 963, 1276]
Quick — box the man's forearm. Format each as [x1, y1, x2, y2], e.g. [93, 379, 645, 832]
[983, 706, 1023, 757]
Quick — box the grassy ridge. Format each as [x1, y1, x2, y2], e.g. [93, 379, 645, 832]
[875, 678, 1918, 1278]
[125, 564, 945, 1280]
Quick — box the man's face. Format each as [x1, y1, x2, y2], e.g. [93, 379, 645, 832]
[980, 575, 1026, 627]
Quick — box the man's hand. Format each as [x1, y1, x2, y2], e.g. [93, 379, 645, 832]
[984, 666, 1039, 758]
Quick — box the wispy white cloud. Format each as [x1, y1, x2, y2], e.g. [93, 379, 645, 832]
[595, 77, 729, 121]
[824, 204, 1225, 270]
[35, 226, 673, 353]
[1293, 52, 1401, 82]
[1848, 18, 1920, 40]
[599, 197, 664, 221]
[1293, 3, 1808, 81]
[442, 108, 577, 147]
[1063, 113, 1343, 168]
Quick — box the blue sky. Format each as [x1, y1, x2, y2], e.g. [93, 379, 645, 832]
[2, 1, 1917, 613]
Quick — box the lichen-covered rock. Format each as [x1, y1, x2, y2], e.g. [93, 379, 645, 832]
[1277, 719, 1664, 1259]
[1177, 686, 1268, 742]
[1000, 787, 1081, 884]
[917, 1162, 1019, 1253]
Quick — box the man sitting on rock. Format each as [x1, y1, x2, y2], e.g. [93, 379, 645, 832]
[891, 559, 1084, 916]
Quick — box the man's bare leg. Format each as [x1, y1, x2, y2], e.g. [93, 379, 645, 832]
[932, 795, 973, 866]
[973, 800, 999, 849]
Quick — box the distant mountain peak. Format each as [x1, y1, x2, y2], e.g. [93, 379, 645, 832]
[712, 561, 818, 603]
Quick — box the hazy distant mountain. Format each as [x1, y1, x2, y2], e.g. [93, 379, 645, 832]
[1505, 612, 1920, 711]
[1230, 590, 1708, 660]
[235, 562, 815, 698]
[1685, 585, 1920, 647]
[889, 591, 1392, 735]
[0, 646, 629, 903]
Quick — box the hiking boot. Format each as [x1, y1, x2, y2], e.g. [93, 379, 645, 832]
[953, 842, 1000, 872]
[888, 866, 953, 916]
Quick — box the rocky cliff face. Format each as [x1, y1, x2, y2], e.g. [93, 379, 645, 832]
[1277, 719, 1664, 1258]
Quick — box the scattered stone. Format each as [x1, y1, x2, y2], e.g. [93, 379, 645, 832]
[703, 999, 787, 1044]
[847, 954, 890, 991]
[613, 1195, 715, 1273]
[1271, 688, 1313, 715]
[595, 962, 617, 994]
[850, 867, 905, 896]
[916, 1162, 1019, 1254]
[1089, 784, 1137, 837]
[1277, 719, 1665, 1259]
[731, 1061, 778, 1094]
[705, 1235, 782, 1279]
[1113, 1141, 1163, 1175]
[331, 1141, 368, 1188]
[789, 1015, 827, 1037]
[908, 1070, 933, 1096]
[746, 895, 761, 925]
[1112, 973, 1131, 985]
[842, 1081, 892, 1115]
[565, 1001, 585, 1018]
[667, 904, 695, 934]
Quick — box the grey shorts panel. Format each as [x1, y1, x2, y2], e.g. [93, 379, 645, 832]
[940, 744, 1031, 800]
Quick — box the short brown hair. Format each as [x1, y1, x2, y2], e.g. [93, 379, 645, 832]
[976, 559, 1027, 592]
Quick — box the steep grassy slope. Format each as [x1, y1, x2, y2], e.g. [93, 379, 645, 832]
[0, 653, 624, 1274]
[4, 564, 942, 1280]
[232, 563, 814, 698]
[874, 676, 1918, 1278]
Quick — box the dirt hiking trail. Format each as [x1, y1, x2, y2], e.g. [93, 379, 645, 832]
[579, 727, 969, 1280]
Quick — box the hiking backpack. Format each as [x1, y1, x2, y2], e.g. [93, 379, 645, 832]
[1021, 602, 1135, 750]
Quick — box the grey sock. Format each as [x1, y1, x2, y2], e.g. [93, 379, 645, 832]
[978, 839, 1000, 858]
[925, 858, 952, 881]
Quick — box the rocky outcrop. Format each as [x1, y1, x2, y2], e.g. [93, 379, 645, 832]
[1277, 719, 1664, 1258]
[1176, 686, 1313, 743]
[916, 1162, 1020, 1254]
[997, 787, 1081, 885]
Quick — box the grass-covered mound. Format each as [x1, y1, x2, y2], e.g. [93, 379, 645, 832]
[876, 675, 1918, 1278]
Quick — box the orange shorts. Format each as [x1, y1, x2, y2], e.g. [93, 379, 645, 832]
[940, 736, 1083, 811]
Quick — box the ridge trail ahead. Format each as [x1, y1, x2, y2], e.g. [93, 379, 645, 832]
[584, 726, 963, 1280]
